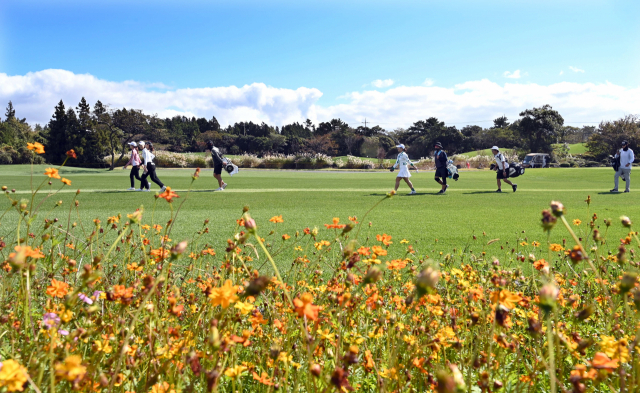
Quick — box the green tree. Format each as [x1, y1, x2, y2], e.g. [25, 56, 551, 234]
[5, 101, 15, 121]
[45, 100, 69, 164]
[516, 105, 564, 153]
[586, 115, 640, 160]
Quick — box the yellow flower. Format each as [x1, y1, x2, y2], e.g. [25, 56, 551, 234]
[44, 167, 61, 179]
[209, 280, 239, 308]
[27, 142, 45, 154]
[61, 178, 71, 186]
[549, 244, 564, 252]
[234, 301, 254, 315]
[400, 239, 410, 244]
[54, 355, 86, 382]
[150, 381, 176, 393]
[60, 308, 74, 323]
[490, 289, 522, 310]
[94, 340, 113, 354]
[599, 335, 630, 362]
[224, 365, 247, 379]
[0, 359, 28, 392]
[573, 219, 582, 226]
[380, 367, 398, 380]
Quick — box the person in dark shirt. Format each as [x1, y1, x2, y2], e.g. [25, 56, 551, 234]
[207, 141, 228, 191]
[433, 142, 448, 194]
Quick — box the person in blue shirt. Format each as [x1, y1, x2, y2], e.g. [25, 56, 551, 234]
[433, 142, 448, 194]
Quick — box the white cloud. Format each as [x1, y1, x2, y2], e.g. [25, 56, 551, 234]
[0, 69, 322, 126]
[423, 78, 434, 87]
[1, 69, 639, 130]
[503, 70, 521, 79]
[371, 79, 394, 88]
[569, 66, 585, 73]
[559, 70, 564, 76]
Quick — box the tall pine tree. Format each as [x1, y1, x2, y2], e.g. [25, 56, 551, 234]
[46, 100, 68, 164]
[5, 101, 15, 121]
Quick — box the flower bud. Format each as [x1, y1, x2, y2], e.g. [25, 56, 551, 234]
[538, 283, 559, 313]
[620, 216, 632, 228]
[363, 266, 382, 285]
[415, 266, 440, 298]
[619, 272, 638, 294]
[550, 201, 565, 217]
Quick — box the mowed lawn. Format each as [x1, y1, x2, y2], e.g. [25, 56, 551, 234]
[0, 165, 636, 270]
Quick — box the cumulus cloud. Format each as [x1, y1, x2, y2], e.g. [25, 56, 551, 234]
[0, 69, 323, 126]
[1, 69, 639, 130]
[318, 79, 640, 128]
[503, 70, 521, 79]
[371, 79, 394, 88]
[569, 66, 585, 73]
[423, 78, 434, 87]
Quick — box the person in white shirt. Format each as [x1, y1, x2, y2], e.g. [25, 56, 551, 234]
[491, 146, 517, 193]
[611, 140, 634, 193]
[138, 141, 167, 192]
[391, 144, 418, 194]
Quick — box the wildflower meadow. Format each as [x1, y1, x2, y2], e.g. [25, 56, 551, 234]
[0, 143, 639, 393]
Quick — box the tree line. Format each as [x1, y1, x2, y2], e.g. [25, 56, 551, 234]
[0, 98, 637, 168]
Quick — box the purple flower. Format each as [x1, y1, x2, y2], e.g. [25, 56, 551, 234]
[92, 290, 103, 300]
[58, 329, 69, 336]
[78, 293, 93, 305]
[42, 313, 60, 329]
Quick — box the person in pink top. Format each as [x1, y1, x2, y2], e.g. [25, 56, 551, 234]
[122, 141, 142, 190]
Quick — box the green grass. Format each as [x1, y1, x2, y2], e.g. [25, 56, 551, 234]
[0, 165, 634, 271]
[553, 142, 588, 155]
[457, 148, 497, 157]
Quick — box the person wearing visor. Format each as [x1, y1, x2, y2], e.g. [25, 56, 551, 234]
[433, 142, 448, 194]
[390, 144, 418, 194]
[491, 146, 517, 192]
[611, 140, 634, 193]
[122, 141, 142, 190]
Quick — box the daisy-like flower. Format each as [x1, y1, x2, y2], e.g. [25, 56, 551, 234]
[27, 142, 45, 154]
[46, 278, 70, 298]
[269, 215, 284, 223]
[573, 219, 582, 226]
[61, 178, 72, 186]
[0, 359, 29, 392]
[42, 313, 60, 329]
[44, 167, 61, 179]
[293, 292, 320, 321]
[209, 280, 239, 308]
[158, 187, 179, 203]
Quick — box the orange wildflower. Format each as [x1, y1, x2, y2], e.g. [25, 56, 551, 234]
[376, 233, 393, 246]
[282, 234, 291, 240]
[252, 371, 274, 386]
[357, 247, 371, 256]
[590, 352, 619, 370]
[293, 292, 319, 321]
[490, 289, 522, 310]
[533, 259, 548, 271]
[364, 350, 375, 371]
[158, 187, 179, 203]
[209, 280, 239, 308]
[325, 217, 346, 229]
[371, 245, 387, 257]
[66, 149, 77, 159]
[10, 245, 45, 260]
[201, 248, 216, 256]
[269, 215, 284, 223]
[27, 142, 45, 154]
[44, 167, 61, 179]
[47, 278, 70, 298]
[386, 259, 407, 270]
[61, 178, 72, 186]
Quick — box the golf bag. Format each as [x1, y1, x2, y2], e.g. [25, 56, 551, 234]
[223, 159, 239, 176]
[490, 163, 525, 178]
[446, 160, 459, 181]
[609, 155, 626, 182]
[507, 162, 525, 178]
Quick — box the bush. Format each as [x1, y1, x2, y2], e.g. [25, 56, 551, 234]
[344, 155, 375, 169]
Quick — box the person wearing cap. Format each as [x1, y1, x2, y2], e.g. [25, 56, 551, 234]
[611, 140, 634, 193]
[491, 146, 517, 192]
[391, 144, 418, 194]
[207, 141, 228, 191]
[139, 141, 167, 192]
[433, 142, 448, 194]
[122, 141, 142, 190]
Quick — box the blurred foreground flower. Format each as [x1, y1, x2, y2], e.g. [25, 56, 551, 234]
[27, 142, 45, 154]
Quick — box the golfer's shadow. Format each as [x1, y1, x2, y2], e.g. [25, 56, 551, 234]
[463, 191, 505, 194]
[595, 192, 626, 195]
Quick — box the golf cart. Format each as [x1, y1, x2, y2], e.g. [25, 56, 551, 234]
[523, 153, 550, 168]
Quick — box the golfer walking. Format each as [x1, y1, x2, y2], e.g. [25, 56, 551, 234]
[491, 146, 517, 192]
[434, 142, 448, 194]
[391, 144, 418, 194]
[611, 140, 634, 193]
[139, 142, 166, 192]
[123, 142, 142, 190]
[207, 141, 228, 191]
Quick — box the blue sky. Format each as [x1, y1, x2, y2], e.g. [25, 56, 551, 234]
[1, 0, 639, 127]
